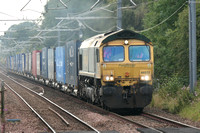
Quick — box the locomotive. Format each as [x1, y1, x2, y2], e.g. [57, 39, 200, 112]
[6, 29, 154, 112]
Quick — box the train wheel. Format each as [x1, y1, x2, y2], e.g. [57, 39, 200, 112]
[101, 101, 105, 109]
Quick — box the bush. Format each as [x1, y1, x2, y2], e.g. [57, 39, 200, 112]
[151, 75, 196, 114]
[158, 75, 182, 99]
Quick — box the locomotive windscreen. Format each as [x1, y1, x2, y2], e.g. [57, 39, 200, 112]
[103, 46, 124, 62]
[129, 45, 150, 61]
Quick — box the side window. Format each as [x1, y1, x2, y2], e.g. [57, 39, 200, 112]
[79, 54, 82, 70]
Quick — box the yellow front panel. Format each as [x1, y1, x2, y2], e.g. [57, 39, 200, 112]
[99, 39, 154, 86]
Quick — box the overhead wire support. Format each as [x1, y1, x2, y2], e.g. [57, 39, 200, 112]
[188, 0, 197, 93]
[58, 0, 68, 8]
[0, 19, 42, 22]
[20, 0, 32, 11]
[90, 0, 101, 10]
[37, 28, 81, 32]
[130, 0, 137, 6]
[55, 17, 117, 20]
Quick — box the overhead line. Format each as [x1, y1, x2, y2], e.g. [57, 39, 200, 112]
[0, 19, 42, 22]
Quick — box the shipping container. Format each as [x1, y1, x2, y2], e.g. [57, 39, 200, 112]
[48, 48, 55, 81]
[25, 53, 29, 72]
[36, 52, 41, 76]
[9, 57, 11, 69]
[11, 56, 14, 70]
[16, 54, 20, 72]
[19, 54, 22, 72]
[55, 46, 66, 84]
[13, 55, 16, 71]
[65, 40, 81, 88]
[32, 50, 41, 77]
[42, 47, 48, 79]
[28, 53, 32, 73]
[22, 53, 26, 72]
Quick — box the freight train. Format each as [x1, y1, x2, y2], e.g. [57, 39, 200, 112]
[6, 29, 154, 112]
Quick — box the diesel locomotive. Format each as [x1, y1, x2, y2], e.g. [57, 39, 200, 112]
[6, 29, 154, 112]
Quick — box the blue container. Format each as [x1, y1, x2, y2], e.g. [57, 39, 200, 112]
[16, 54, 20, 72]
[22, 53, 26, 72]
[42, 47, 48, 79]
[8, 56, 11, 69]
[13, 55, 16, 70]
[65, 40, 81, 88]
[25, 53, 29, 72]
[55, 46, 66, 84]
[19, 54, 22, 72]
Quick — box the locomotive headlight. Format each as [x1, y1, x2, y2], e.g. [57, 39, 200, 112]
[124, 40, 129, 45]
[105, 76, 114, 81]
[106, 76, 110, 81]
[110, 76, 114, 81]
[144, 75, 150, 80]
[140, 75, 150, 81]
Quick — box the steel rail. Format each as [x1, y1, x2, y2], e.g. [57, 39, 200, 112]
[109, 112, 164, 133]
[1, 72, 101, 133]
[0, 78, 56, 133]
[142, 112, 200, 130]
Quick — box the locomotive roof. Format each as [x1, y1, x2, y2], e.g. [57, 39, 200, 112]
[80, 29, 151, 49]
[102, 29, 151, 44]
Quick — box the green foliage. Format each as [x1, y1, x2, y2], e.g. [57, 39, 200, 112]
[152, 75, 195, 113]
[143, 1, 200, 85]
[158, 75, 182, 98]
[2, 22, 39, 55]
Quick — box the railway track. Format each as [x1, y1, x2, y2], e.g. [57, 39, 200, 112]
[139, 112, 200, 132]
[104, 109, 200, 133]
[2, 70, 200, 133]
[0, 71, 100, 133]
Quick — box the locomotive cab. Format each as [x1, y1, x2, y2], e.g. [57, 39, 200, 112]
[100, 39, 153, 109]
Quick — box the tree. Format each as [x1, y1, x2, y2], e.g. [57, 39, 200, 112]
[2, 22, 39, 54]
[143, 0, 188, 82]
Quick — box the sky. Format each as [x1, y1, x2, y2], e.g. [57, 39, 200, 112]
[0, 0, 47, 35]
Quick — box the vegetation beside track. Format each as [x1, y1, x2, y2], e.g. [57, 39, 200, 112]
[151, 75, 200, 121]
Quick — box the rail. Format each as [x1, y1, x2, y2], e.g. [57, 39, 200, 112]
[0, 72, 101, 133]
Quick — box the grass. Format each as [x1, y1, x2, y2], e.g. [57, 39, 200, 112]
[150, 75, 200, 121]
[151, 92, 200, 121]
[178, 98, 200, 121]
